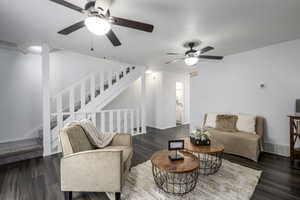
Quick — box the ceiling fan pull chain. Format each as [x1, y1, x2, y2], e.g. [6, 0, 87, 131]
[90, 35, 94, 51]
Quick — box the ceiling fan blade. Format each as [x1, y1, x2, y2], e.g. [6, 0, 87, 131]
[166, 52, 181, 55]
[110, 17, 154, 32]
[58, 21, 85, 35]
[84, 1, 95, 10]
[49, 0, 84, 13]
[201, 46, 214, 54]
[198, 55, 223, 60]
[165, 58, 184, 64]
[106, 30, 122, 46]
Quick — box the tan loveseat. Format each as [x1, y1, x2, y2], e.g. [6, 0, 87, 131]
[59, 124, 133, 200]
[203, 114, 264, 162]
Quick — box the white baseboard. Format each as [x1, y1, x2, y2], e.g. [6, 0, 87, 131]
[263, 142, 289, 157]
[182, 122, 190, 125]
[151, 125, 176, 130]
[0, 125, 42, 144]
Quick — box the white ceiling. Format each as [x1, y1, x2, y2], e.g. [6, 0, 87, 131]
[1, 0, 300, 72]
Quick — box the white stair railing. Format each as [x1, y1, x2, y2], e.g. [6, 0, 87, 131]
[46, 66, 146, 154]
[51, 108, 144, 152]
[50, 66, 138, 131]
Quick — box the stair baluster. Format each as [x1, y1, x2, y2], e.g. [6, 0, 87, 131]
[80, 81, 86, 111]
[91, 75, 96, 101]
[130, 110, 134, 135]
[124, 110, 128, 133]
[117, 110, 121, 133]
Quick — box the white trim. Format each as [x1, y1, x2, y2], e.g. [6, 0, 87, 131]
[151, 125, 177, 130]
[42, 44, 51, 157]
[0, 126, 42, 144]
[263, 143, 289, 157]
[141, 73, 146, 133]
[47, 66, 145, 155]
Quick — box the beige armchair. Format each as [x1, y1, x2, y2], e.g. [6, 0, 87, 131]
[59, 124, 133, 200]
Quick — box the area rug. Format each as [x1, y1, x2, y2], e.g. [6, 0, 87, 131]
[108, 159, 262, 200]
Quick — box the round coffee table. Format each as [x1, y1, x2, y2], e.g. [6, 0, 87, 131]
[150, 150, 199, 195]
[183, 137, 224, 175]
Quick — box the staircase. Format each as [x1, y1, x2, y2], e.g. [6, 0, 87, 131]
[48, 65, 146, 154]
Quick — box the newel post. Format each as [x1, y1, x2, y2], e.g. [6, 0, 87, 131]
[42, 44, 51, 156]
[141, 72, 146, 133]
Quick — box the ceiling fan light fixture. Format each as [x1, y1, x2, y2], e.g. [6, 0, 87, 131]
[84, 16, 111, 35]
[28, 45, 42, 54]
[184, 56, 199, 66]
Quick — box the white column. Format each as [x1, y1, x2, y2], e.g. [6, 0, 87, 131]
[141, 73, 146, 133]
[42, 44, 51, 156]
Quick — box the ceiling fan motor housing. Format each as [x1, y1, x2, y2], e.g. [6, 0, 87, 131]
[185, 49, 198, 57]
[92, 0, 112, 15]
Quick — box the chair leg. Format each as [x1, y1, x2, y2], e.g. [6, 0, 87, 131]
[115, 192, 121, 200]
[64, 192, 72, 200]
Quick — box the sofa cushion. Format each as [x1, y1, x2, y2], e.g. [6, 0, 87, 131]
[215, 114, 238, 132]
[205, 113, 218, 128]
[65, 124, 96, 153]
[236, 114, 256, 134]
[208, 128, 261, 161]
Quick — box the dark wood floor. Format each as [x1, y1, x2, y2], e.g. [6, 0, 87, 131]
[1, 125, 300, 200]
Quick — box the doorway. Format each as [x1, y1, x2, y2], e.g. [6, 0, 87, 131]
[176, 82, 184, 126]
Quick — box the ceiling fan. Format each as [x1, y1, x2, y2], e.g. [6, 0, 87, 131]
[166, 41, 224, 66]
[49, 0, 154, 47]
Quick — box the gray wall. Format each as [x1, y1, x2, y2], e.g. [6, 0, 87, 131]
[0, 49, 42, 142]
[0, 49, 133, 143]
[103, 78, 142, 110]
[104, 71, 190, 129]
[49, 51, 125, 96]
[146, 71, 190, 129]
[190, 38, 300, 155]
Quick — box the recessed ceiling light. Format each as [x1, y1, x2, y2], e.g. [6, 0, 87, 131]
[28, 45, 42, 53]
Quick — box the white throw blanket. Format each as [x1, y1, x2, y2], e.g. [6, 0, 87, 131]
[65, 119, 115, 148]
